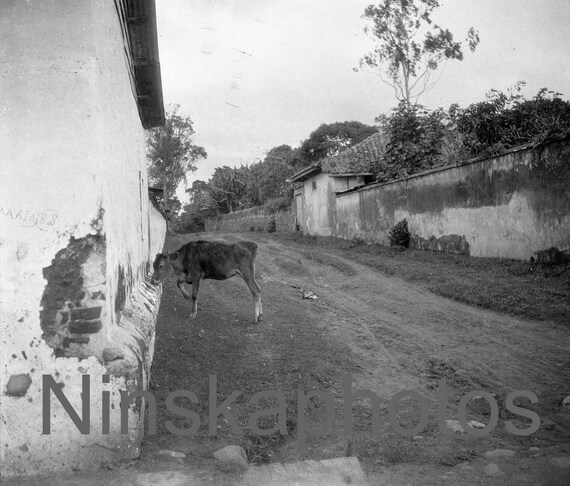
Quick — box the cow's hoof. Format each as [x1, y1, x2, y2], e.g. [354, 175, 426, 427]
[190, 314, 197, 320]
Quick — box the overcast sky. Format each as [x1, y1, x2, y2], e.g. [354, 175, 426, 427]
[154, 0, 570, 200]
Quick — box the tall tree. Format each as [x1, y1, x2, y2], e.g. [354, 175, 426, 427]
[299, 121, 378, 163]
[360, 0, 479, 106]
[202, 166, 249, 214]
[146, 105, 207, 201]
[258, 156, 295, 203]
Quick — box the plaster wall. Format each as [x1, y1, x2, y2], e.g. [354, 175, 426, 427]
[297, 173, 335, 236]
[0, 0, 166, 478]
[149, 202, 168, 257]
[332, 141, 570, 259]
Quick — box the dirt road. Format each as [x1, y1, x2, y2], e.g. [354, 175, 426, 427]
[142, 232, 570, 485]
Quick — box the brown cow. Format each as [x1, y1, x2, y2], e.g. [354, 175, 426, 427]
[150, 240, 262, 322]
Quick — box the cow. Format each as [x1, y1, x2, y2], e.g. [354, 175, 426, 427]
[150, 240, 262, 322]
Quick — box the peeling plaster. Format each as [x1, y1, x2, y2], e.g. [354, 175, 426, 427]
[39, 235, 106, 359]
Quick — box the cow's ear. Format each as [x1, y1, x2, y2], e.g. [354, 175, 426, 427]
[169, 252, 179, 261]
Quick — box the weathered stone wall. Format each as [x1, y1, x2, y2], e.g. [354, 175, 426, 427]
[0, 1, 166, 478]
[205, 207, 296, 233]
[334, 140, 570, 260]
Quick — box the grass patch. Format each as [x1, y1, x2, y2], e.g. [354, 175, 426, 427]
[271, 232, 570, 326]
[354, 430, 479, 467]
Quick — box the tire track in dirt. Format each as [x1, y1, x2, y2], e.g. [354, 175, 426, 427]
[249, 234, 570, 414]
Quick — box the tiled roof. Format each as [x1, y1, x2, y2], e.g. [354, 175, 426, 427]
[321, 131, 387, 175]
[290, 163, 321, 182]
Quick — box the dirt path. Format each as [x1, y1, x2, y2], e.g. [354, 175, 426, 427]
[141, 232, 570, 485]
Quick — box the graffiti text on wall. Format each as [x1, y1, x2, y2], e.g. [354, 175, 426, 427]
[0, 207, 58, 231]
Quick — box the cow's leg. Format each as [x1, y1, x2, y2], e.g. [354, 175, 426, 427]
[190, 275, 201, 319]
[239, 265, 262, 322]
[177, 278, 192, 300]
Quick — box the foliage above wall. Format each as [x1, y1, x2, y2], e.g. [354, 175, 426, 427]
[374, 83, 570, 182]
[375, 103, 455, 181]
[451, 83, 570, 157]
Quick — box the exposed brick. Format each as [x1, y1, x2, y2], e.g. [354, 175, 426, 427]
[40, 235, 104, 350]
[62, 336, 90, 347]
[69, 320, 102, 334]
[70, 306, 102, 321]
[102, 347, 124, 362]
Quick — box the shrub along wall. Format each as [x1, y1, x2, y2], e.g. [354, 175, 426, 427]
[205, 207, 296, 233]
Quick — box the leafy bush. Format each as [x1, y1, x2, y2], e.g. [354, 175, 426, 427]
[451, 83, 570, 157]
[263, 196, 292, 214]
[374, 83, 570, 183]
[389, 219, 410, 248]
[375, 103, 451, 181]
[172, 209, 205, 233]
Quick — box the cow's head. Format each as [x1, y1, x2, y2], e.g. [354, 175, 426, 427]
[150, 252, 179, 285]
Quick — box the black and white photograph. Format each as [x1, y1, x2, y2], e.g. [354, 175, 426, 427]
[1, 1, 569, 484]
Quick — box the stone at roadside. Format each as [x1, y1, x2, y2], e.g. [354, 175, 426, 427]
[483, 463, 503, 477]
[213, 445, 249, 472]
[483, 449, 516, 459]
[239, 457, 370, 485]
[444, 419, 486, 432]
[445, 420, 464, 433]
[468, 420, 486, 429]
[156, 450, 186, 459]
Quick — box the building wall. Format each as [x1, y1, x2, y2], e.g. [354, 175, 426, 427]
[332, 141, 570, 260]
[0, 0, 166, 478]
[294, 173, 365, 236]
[149, 202, 168, 258]
[295, 173, 335, 236]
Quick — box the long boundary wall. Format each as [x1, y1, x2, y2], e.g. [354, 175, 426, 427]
[334, 140, 570, 260]
[204, 141, 569, 261]
[205, 207, 296, 234]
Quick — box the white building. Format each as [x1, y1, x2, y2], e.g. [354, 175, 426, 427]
[1, 0, 167, 478]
